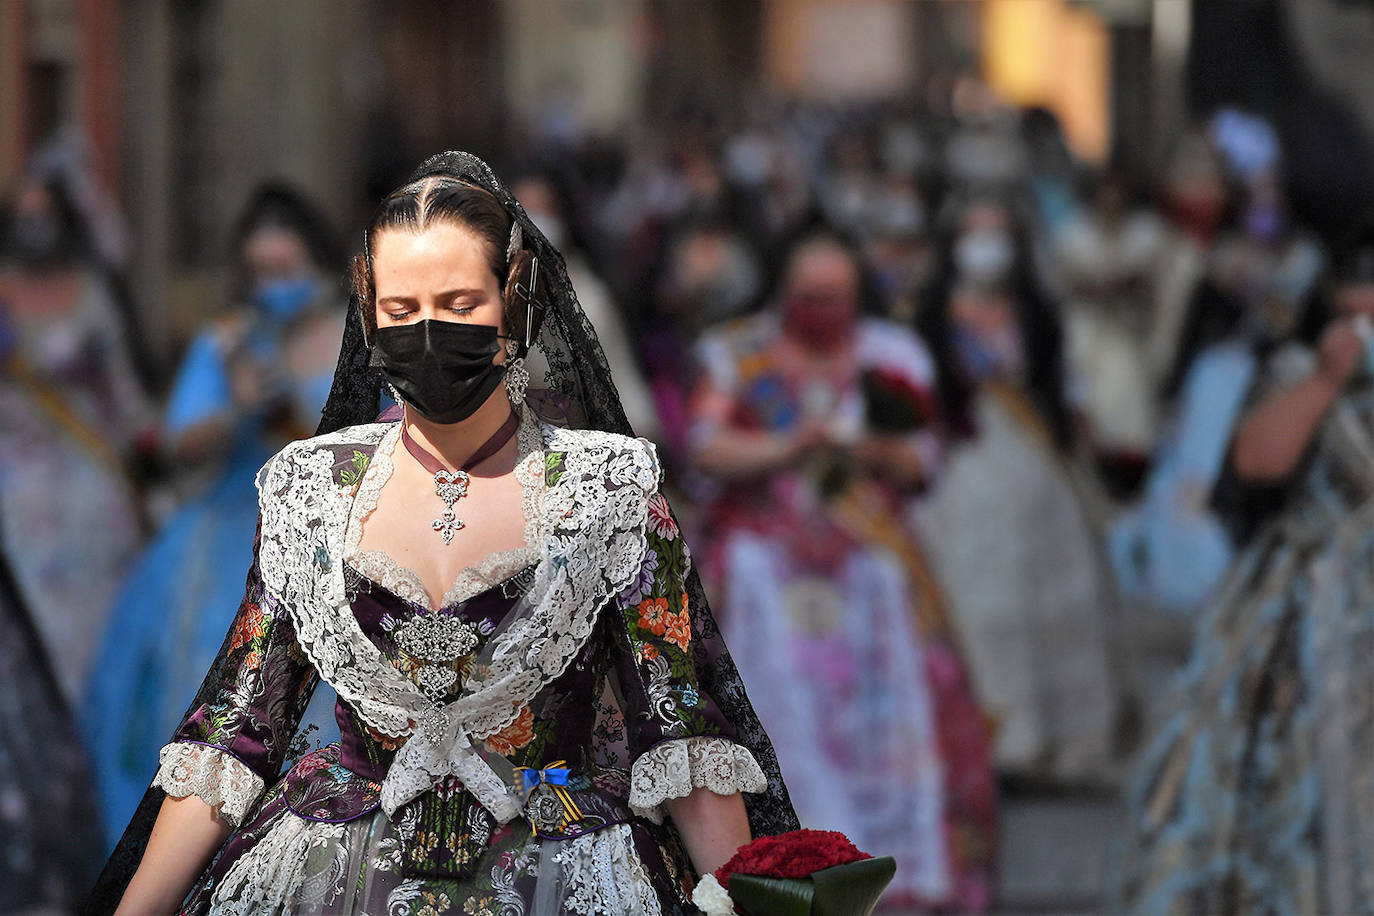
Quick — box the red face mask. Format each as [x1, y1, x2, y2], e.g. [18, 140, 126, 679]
[780, 293, 857, 350]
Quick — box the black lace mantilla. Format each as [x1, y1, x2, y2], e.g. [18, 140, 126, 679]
[85, 151, 797, 914]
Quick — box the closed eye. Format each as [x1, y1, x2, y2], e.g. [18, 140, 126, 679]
[377, 296, 417, 322]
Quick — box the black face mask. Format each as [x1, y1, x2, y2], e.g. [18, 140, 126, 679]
[373, 319, 507, 424]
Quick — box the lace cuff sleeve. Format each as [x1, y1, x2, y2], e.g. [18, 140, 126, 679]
[151, 741, 266, 828]
[628, 736, 767, 824]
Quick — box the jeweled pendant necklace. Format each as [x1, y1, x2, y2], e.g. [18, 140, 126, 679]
[401, 409, 520, 544]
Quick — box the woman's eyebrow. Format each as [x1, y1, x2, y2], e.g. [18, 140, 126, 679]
[377, 295, 417, 307]
[437, 288, 487, 300]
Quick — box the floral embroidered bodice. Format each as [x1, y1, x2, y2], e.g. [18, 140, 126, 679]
[153, 411, 766, 885]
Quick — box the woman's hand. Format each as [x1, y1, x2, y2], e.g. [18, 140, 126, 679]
[1316, 317, 1365, 388]
[852, 432, 926, 488]
[665, 788, 752, 877]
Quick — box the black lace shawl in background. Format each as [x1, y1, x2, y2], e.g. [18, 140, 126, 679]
[85, 151, 797, 914]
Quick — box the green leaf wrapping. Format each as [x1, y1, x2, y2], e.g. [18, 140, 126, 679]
[729, 874, 814, 916]
[729, 857, 897, 916]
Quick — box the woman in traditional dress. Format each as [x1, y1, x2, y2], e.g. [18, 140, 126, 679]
[1054, 169, 1173, 498]
[1120, 224, 1374, 916]
[91, 151, 794, 915]
[914, 196, 1121, 785]
[83, 184, 346, 848]
[689, 233, 997, 911]
[0, 172, 148, 704]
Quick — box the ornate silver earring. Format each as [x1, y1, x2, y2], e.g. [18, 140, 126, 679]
[505, 355, 529, 405]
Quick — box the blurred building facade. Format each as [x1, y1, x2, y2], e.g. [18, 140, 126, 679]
[4, 0, 1374, 363]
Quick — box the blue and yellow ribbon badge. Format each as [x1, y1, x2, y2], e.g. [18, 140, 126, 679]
[513, 760, 584, 834]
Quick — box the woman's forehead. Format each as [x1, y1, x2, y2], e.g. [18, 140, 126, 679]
[243, 225, 309, 264]
[371, 222, 494, 291]
[787, 243, 857, 291]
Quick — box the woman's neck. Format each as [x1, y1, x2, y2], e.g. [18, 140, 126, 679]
[403, 388, 517, 473]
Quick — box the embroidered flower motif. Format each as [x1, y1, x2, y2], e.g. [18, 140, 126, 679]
[417, 890, 453, 916]
[338, 449, 371, 489]
[637, 597, 672, 636]
[640, 644, 660, 662]
[295, 752, 332, 777]
[228, 603, 265, 652]
[483, 705, 536, 755]
[680, 685, 700, 707]
[619, 546, 659, 605]
[242, 650, 262, 671]
[447, 831, 472, 866]
[410, 831, 440, 864]
[646, 491, 679, 539]
[364, 723, 408, 752]
[462, 897, 494, 916]
[664, 611, 692, 652]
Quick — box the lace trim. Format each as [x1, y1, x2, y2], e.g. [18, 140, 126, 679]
[208, 811, 347, 914]
[348, 546, 541, 608]
[552, 822, 663, 915]
[628, 736, 768, 825]
[344, 416, 544, 610]
[152, 741, 266, 829]
[254, 408, 660, 823]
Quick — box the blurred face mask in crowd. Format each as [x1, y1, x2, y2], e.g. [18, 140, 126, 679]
[781, 292, 857, 350]
[254, 274, 320, 323]
[954, 229, 1014, 284]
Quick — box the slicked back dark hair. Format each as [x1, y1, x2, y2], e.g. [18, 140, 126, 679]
[351, 176, 544, 354]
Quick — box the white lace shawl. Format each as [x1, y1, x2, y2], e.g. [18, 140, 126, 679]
[253, 412, 660, 823]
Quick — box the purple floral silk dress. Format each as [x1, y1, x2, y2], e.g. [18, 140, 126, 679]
[152, 411, 767, 915]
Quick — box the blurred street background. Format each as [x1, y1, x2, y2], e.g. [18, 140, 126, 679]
[5, 0, 1374, 913]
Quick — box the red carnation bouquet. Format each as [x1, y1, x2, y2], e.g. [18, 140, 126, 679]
[693, 830, 896, 916]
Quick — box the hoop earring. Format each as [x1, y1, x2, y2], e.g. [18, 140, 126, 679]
[505, 356, 529, 405]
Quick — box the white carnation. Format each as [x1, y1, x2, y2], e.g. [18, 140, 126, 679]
[692, 873, 735, 915]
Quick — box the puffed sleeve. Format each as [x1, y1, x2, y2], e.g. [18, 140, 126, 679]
[608, 489, 766, 824]
[150, 521, 319, 827]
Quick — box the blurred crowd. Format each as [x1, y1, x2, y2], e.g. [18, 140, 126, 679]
[4, 73, 1373, 913]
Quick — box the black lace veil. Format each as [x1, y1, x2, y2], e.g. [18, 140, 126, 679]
[85, 151, 795, 913]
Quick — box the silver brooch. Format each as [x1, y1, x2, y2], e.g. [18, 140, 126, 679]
[396, 614, 480, 701]
[528, 790, 566, 833]
[396, 614, 479, 663]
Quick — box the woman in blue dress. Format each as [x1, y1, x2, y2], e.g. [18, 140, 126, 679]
[1120, 222, 1374, 914]
[84, 184, 345, 846]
